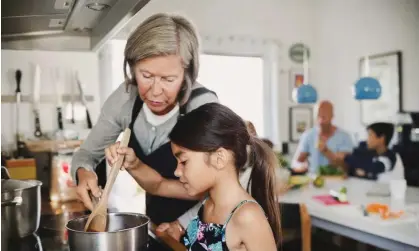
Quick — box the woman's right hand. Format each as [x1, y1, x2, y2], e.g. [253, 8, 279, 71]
[76, 168, 101, 211]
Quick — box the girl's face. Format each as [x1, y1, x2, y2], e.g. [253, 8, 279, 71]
[134, 54, 185, 115]
[171, 143, 218, 197]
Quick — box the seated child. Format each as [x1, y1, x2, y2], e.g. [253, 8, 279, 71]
[343, 122, 396, 180]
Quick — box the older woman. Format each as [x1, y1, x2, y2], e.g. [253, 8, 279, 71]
[71, 13, 218, 227]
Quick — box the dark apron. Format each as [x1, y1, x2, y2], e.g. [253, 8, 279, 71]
[95, 87, 216, 225]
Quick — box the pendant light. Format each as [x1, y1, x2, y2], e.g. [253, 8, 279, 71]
[292, 45, 318, 104]
[354, 56, 381, 100]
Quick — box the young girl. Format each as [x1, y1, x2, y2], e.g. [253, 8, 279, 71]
[106, 103, 281, 250]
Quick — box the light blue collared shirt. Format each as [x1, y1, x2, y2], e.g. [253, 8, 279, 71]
[295, 127, 354, 173]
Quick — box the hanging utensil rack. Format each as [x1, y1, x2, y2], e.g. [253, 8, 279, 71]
[1, 95, 94, 103]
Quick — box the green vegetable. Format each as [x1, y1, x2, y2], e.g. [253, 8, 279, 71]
[313, 176, 325, 188]
[318, 165, 344, 176]
[275, 152, 289, 168]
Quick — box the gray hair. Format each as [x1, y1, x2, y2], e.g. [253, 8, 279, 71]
[123, 13, 200, 105]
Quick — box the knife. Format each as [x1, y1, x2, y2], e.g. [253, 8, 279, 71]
[33, 64, 43, 138]
[15, 70, 24, 157]
[75, 72, 92, 129]
[53, 68, 64, 130]
[70, 70, 75, 124]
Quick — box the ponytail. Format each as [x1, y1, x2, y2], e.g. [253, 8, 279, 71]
[248, 137, 281, 246]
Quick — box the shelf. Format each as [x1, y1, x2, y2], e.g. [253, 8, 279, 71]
[24, 140, 84, 152]
[1, 95, 94, 104]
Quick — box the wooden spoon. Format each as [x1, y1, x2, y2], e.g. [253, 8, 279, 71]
[84, 128, 131, 232]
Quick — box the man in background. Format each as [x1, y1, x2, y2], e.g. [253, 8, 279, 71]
[292, 100, 353, 174]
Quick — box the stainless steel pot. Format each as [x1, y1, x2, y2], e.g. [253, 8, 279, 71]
[66, 213, 150, 251]
[1, 166, 42, 240]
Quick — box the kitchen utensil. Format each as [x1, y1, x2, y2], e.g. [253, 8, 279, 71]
[75, 71, 92, 129]
[70, 70, 75, 124]
[106, 131, 146, 214]
[89, 187, 101, 210]
[1, 166, 42, 239]
[53, 68, 64, 131]
[15, 69, 27, 158]
[360, 205, 370, 216]
[33, 64, 43, 138]
[67, 212, 149, 251]
[84, 128, 131, 232]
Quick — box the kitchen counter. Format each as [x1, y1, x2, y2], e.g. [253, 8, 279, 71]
[5, 199, 185, 251]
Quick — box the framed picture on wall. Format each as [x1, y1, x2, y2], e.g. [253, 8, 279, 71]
[359, 51, 403, 125]
[289, 106, 313, 142]
[289, 68, 309, 102]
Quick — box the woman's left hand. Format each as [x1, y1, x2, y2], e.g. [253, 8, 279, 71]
[156, 220, 185, 241]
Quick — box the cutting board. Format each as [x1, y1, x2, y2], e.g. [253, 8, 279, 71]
[313, 195, 349, 205]
[330, 205, 419, 226]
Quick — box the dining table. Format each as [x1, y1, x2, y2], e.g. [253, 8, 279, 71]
[280, 177, 419, 251]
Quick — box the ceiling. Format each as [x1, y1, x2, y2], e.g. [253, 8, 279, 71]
[1, 0, 151, 51]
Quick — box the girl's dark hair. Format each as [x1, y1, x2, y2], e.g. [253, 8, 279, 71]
[169, 103, 281, 245]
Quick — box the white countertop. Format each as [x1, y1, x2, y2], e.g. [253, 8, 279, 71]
[280, 178, 419, 248]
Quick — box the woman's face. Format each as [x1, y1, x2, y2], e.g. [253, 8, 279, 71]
[171, 143, 217, 197]
[134, 55, 185, 115]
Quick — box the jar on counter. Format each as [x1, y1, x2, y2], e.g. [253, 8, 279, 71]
[50, 148, 78, 203]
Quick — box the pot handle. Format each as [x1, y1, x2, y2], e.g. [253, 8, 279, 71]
[1, 196, 23, 207]
[1, 166, 11, 180]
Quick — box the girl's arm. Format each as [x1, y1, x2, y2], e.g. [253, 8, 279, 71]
[112, 145, 203, 200]
[128, 162, 202, 200]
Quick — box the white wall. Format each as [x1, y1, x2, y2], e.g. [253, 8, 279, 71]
[98, 39, 127, 106]
[1, 50, 100, 147]
[120, 0, 419, 145]
[311, 0, 419, 138]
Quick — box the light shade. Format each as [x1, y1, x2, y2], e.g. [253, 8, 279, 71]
[354, 77, 381, 100]
[292, 84, 318, 104]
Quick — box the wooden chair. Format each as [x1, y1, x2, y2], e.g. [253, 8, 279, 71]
[280, 203, 311, 251]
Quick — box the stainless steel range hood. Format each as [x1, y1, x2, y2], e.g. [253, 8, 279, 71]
[1, 0, 150, 52]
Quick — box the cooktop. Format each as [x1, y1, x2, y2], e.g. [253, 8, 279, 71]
[5, 214, 174, 251]
[6, 232, 173, 251]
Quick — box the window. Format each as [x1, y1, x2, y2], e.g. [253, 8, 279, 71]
[197, 54, 265, 136]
